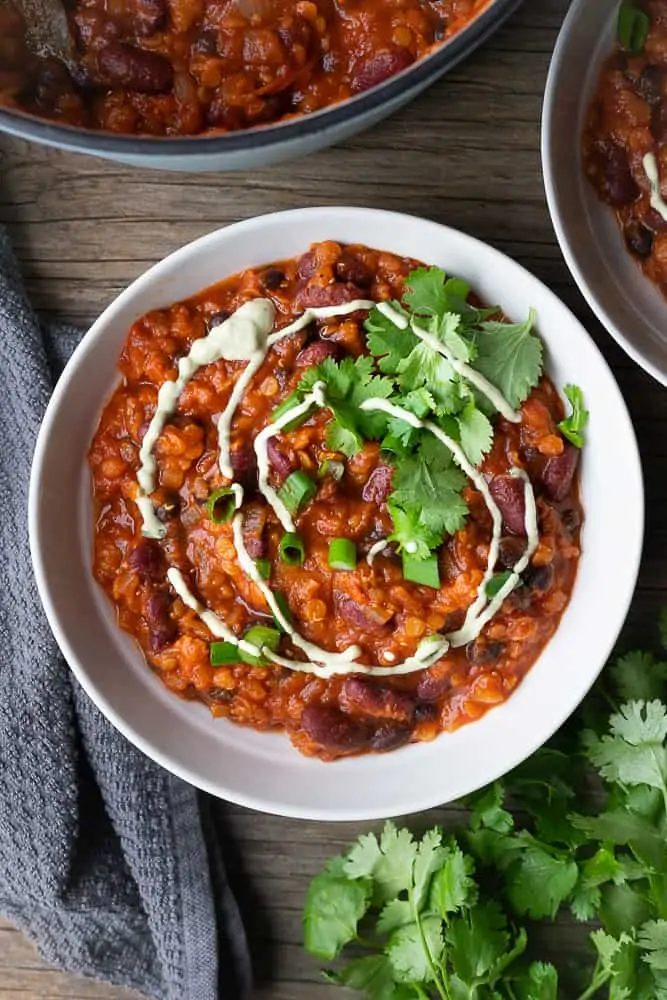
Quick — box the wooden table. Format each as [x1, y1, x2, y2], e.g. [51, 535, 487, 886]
[0, 0, 663, 994]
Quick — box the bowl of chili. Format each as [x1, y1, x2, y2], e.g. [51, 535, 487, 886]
[29, 207, 643, 820]
[543, 0, 667, 386]
[0, 0, 522, 170]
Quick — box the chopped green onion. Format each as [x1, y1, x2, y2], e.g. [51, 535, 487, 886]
[272, 590, 293, 634]
[485, 571, 515, 599]
[318, 459, 345, 481]
[206, 487, 237, 524]
[239, 625, 281, 666]
[617, 3, 650, 52]
[402, 552, 441, 590]
[279, 531, 305, 566]
[210, 641, 240, 666]
[256, 558, 271, 580]
[277, 470, 317, 515]
[270, 391, 311, 431]
[328, 538, 357, 571]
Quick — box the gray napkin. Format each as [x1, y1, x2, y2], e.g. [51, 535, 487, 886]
[0, 226, 251, 1000]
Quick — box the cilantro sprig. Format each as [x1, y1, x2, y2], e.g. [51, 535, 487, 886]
[558, 383, 589, 449]
[303, 614, 667, 1000]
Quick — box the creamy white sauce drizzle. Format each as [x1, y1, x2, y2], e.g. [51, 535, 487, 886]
[643, 152, 667, 222]
[366, 538, 391, 567]
[446, 468, 538, 647]
[135, 299, 276, 535]
[149, 292, 541, 681]
[377, 301, 409, 329]
[359, 397, 537, 650]
[408, 317, 522, 423]
[254, 382, 327, 532]
[166, 567, 261, 657]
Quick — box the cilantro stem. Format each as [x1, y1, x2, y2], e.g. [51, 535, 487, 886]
[574, 961, 611, 1000]
[408, 876, 450, 1000]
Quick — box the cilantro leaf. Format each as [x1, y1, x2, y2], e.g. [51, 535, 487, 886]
[389, 436, 468, 546]
[513, 962, 559, 1000]
[303, 870, 372, 960]
[298, 356, 393, 457]
[402, 266, 450, 318]
[558, 383, 589, 448]
[412, 827, 448, 909]
[344, 822, 418, 906]
[386, 502, 441, 559]
[457, 398, 494, 466]
[474, 309, 543, 409]
[445, 901, 510, 982]
[376, 899, 413, 936]
[396, 343, 463, 414]
[610, 651, 667, 703]
[385, 917, 443, 984]
[505, 842, 579, 919]
[467, 781, 514, 834]
[583, 701, 667, 792]
[365, 304, 417, 373]
[429, 846, 478, 916]
[324, 955, 413, 1000]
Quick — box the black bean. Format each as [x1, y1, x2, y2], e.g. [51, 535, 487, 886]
[638, 64, 663, 104]
[261, 268, 286, 290]
[193, 29, 219, 55]
[561, 508, 581, 532]
[497, 536, 526, 570]
[523, 563, 554, 595]
[207, 310, 229, 329]
[598, 143, 639, 206]
[466, 639, 504, 666]
[624, 219, 654, 258]
[415, 702, 440, 722]
[652, 101, 667, 144]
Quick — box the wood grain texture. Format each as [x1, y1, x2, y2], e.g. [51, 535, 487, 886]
[1, 0, 664, 996]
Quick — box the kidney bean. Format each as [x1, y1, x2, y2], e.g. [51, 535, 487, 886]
[466, 639, 504, 666]
[416, 666, 451, 702]
[133, 0, 166, 36]
[638, 64, 663, 104]
[266, 437, 296, 480]
[652, 101, 667, 144]
[146, 591, 177, 652]
[297, 282, 366, 309]
[561, 507, 581, 533]
[335, 255, 373, 287]
[261, 267, 285, 291]
[128, 539, 166, 582]
[624, 219, 654, 257]
[340, 677, 415, 722]
[351, 49, 415, 93]
[300, 705, 371, 754]
[297, 251, 319, 279]
[362, 464, 393, 504]
[541, 444, 580, 503]
[489, 475, 527, 536]
[230, 444, 257, 486]
[242, 502, 268, 559]
[646, 208, 667, 233]
[596, 143, 639, 206]
[497, 535, 526, 570]
[294, 340, 341, 367]
[97, 43, 173, 93]
[333, 594, 394, 633]
[370, 722, 413, 752]
[523, 563, 554, 595]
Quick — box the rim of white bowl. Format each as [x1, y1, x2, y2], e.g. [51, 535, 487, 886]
[29, 207, 644, 819]
[542, 0, 667, 388]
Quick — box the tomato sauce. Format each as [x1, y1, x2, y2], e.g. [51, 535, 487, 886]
[88, 241, 582, 760]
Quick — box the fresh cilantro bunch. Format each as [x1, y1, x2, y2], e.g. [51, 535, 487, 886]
[303, 614, 667, 999]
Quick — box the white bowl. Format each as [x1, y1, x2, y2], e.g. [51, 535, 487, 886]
[29, 207, 643, 820]
[542, 0, 667, 386]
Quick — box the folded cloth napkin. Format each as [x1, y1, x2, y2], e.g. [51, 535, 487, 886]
[0, 227, 251, 1000]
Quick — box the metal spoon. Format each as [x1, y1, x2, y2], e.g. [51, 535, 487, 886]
[11, 0, 77, 73]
